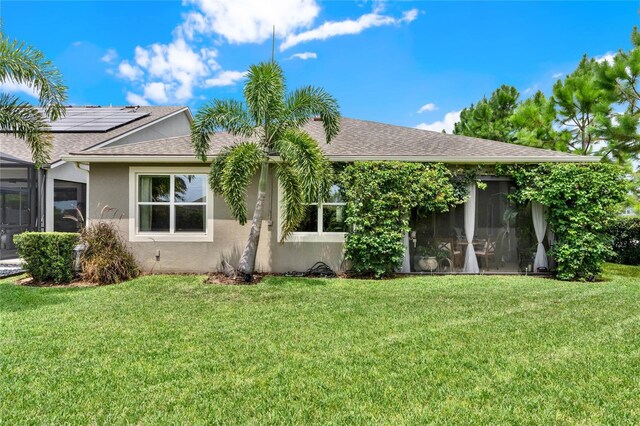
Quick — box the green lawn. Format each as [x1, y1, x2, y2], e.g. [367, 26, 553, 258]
[1, 265, 640, 424]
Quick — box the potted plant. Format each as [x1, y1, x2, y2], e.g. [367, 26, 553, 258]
[417, 245, 440, 272]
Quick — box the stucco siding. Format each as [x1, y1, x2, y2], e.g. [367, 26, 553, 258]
[105, 112, 191, 147]
[88, 163, 344, 274]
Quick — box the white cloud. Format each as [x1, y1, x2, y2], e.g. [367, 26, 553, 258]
[181, 0, 320, 44]
[417, 102, 437, 113]
[101, 48, 118, 63]
[204, 70, 247, 87]
[126, 92, 151, 106]
[0, 78, 39, 99]
[289, 52, 317, 60]
[118, 61, 143, 81]
[595, 52, 615, 65]
[114, 0, 418, 104]
[552, 72, 563, 79]
[143, 82, 169, 103]
[117, 36, 220, 102]
[280, 8, 418, 51]
[415, 110, 461, 134]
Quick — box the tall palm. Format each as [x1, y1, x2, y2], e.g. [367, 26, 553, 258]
[0, 33, 67, 168]
[192, 61, 340, 279]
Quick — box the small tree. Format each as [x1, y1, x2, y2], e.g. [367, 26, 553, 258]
[191, 61, 340, 280]
[0, 32, 67, 167]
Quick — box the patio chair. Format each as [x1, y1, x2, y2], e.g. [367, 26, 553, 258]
[435, 240, 458, 272]
[474, 239, 497, 271]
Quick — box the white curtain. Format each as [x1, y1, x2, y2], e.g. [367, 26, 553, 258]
[463, 183, 479, 273]
[139, 176, 152, 231]
[401, 232, 411, 273]
[532, 202, 548, 271]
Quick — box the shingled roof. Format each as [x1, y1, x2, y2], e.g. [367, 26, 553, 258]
[1, 106, 187, 165]
[65, 117, 597, 163]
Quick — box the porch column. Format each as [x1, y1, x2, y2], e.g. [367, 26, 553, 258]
[463, 183, 479, 273]
[532, 202, 549, 271]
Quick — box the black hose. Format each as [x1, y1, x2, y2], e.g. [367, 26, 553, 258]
[284, 261, 336, 278]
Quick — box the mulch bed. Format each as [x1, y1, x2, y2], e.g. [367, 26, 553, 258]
[15, 276, 102, 288]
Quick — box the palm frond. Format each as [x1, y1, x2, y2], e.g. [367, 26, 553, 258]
[275, 163, 305, 242]
[210, 142, 264, 225]
[0, 35, 67, 121]
[0, 93, 51, 167]
[191, 99, 255, 161]
[273, 129, 333, 203]
[282, 86, 340, 143]
[244, 62, 285, 130]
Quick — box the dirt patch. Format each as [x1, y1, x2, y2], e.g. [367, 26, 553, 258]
[205, 272, 272, 285]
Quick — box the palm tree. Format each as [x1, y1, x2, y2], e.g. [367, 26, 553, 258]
[0, 33, 67, 168]
[191, 61, 340, 280]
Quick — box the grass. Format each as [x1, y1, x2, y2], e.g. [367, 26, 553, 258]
[1, 265, 640, 424]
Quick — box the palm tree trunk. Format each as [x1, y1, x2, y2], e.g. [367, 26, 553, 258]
[237, 161, 269, 280]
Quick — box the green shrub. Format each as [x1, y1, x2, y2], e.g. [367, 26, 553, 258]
[508, 163, 628, 280]
[608, 216, 640, 265]
[340, 162, 467, 277]
[14, 232, 79, 283]
[81, 221, 139, 284]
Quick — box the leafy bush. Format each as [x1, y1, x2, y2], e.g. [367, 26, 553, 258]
[608, 216, 640, 265]
[81, 221, 139, 284]
[508, 163, 628, 280]
[14, 232, 79, 283]
[340, 162, 467, 278]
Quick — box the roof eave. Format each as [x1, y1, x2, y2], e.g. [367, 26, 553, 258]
[61, 154, 601, 164]
[324, 155, 601, 163]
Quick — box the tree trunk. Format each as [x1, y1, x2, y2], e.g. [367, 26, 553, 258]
[237, 161, 269, 281]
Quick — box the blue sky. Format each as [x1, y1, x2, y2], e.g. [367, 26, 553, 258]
[2, 1, 638, 131]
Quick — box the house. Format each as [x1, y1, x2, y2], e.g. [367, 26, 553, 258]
[60, 113, 598, 274]
[0, 106, 191, 259]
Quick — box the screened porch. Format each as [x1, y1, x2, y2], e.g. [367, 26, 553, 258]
[404, 179, 553, 274]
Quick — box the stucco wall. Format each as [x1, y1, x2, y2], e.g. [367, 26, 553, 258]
[106, 112, 191, 147]
[88, 163, 344, 274]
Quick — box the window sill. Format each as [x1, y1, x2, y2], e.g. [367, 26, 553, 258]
[129, 233, 213, 243]
[284, 232, 346, 243]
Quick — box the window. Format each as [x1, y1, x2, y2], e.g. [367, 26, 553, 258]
[54, 180, 86, 232]
[130, 168, 212, 242]
[283, 184, 347, 242]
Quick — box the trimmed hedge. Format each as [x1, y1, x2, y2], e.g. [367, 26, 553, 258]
[14, 232, 79, 283]
[608, 216, 640, 265]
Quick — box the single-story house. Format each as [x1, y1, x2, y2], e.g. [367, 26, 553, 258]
[0, 106, 191, 259]
[58, 111, 597, 275]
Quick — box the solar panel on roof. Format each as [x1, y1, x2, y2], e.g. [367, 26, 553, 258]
[40, 107, 150, 133]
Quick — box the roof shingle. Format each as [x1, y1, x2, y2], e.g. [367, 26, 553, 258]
[70, 117, 596, 163]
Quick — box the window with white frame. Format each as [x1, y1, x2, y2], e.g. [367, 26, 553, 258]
[293, 184, 347, 234]
[136, 173, 208, 234]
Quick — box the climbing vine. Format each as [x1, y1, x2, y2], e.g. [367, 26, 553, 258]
[503, 162, 628, 280]
[339, 162, 469, 277]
